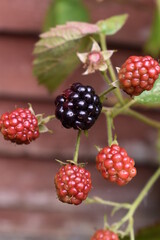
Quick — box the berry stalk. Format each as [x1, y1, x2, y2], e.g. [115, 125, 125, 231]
[99, 86, 116, 103]
[99, 33, 124, 105]
[111, 99, 137, 118]
[106, 111, 113, 146]
[130, 225, 135, 240]
[73, 130, 82, 164]
[102, 71, 112, 84]
[86, 196, 131, 209]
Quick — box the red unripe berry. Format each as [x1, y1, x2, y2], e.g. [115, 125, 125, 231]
[0, 108, 39, 144]
[96, 144, 137, 186]
[54, 164, 92, 205]
[119, 56, 160, 96]
[91, 229, 119, 240]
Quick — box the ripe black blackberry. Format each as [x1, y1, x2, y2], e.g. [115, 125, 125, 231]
[55, 83, 102, 130]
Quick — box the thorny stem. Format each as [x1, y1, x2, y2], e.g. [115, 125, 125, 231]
[73, 130, 81, 164]
[113, 167, 160, 232]
[99, 33, 124, 105]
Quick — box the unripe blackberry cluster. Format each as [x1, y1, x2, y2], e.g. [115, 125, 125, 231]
[91, 229, 119, 240]
[0, 108, 39, 144]
[55, 82, 102, 130]
[96, 144, 137, 186]
[118, 56, 160, 96]
[54, 164, 92, 205]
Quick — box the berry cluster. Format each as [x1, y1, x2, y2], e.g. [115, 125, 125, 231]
[91, 229, 119, 240]
[119, 55, 160, 96]
[0, 108, 39, 144]
[96, 144, 137, 186]
[54, 164, 92, 205]
[55, 82, 102, 130]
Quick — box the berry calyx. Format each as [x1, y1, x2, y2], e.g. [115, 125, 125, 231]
[55, 82, 102, 130]
[91, 229, 119, 240]
[54, 163, 92, 205]
[0, 107, 39, 144]
[96, 144, 137, 186]
[118, 56, 160, 96]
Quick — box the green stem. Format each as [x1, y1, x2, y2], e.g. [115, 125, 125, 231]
[99, 33, 124, 105]
[99, 86, 116, 102]
[129, 221, 135, 240]
[86, 197, 131, 209]
[73, 130, 81, 164]
[103, 103, 160, 129]
[104, 215, 109, 229]
[156, 129, 160, 165]
[106, 112, 113, 146]
[125, 109, 160, 129]
[132, 167, 160, 213]
[112, 99, 136, 118]
[114, 167, 160, 231]
[102, 71, 112, 84]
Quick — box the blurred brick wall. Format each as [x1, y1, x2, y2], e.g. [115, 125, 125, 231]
[0, 1, 159, 239]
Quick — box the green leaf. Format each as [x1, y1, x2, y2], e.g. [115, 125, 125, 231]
[135, 75, 160, 104]
[97, 14, 128, 35]
[121, 223, 160, 240]
[33, 22, 99, 92]
[43, 0, 90, 31]
[144, 0, 160, 58]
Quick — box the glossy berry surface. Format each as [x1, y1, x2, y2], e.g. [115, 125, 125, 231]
[91, 229, 119, 240]
[118, 56, 160, 96]
[54, 164, 92, 205]
[96, 144, 137, 186]
[55, 82, 102, 130]
[0, 108, 39, 144]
